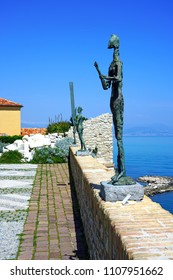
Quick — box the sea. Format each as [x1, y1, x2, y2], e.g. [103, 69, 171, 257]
[113, 136, 173, 214]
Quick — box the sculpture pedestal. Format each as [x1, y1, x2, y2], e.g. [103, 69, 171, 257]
[75, 150, 90, 156]
[100, 181, 144, 202]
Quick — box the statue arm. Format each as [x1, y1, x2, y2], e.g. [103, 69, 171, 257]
[102, 75, 117, 81]
[94, 61, 110, 90]
[100, 77, 111, 90]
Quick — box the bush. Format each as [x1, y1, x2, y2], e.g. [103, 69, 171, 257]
[55, 137, 73, 157]
[46, 121, 71, 135]
[0, 150, 23, 163]
[57, 121, 71, 134]
[30, 147, 66, 164]
[0, 135, 23, 144]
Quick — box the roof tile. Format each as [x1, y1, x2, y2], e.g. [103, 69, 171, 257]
[0, 98, 23, 107]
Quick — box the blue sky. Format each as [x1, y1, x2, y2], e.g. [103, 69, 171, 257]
[0, 0, 173, 128]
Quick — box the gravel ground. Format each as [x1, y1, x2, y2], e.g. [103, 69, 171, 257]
[0, 221, 26, 259]
[0, 164, 37, 259]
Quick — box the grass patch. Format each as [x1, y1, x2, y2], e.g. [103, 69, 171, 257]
[0, 210, 28, 222]
[0, 150, 23, 163]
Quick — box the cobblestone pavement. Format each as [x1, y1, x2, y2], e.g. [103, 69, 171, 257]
[17, 163, 89, 260]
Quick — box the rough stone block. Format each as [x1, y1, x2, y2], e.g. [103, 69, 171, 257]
[100, 181, 144, 202]
[75, 150, 90, 156]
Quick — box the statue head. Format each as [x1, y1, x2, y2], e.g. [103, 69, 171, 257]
[77, 106, 83, 114]
[108, 34, 120, 49]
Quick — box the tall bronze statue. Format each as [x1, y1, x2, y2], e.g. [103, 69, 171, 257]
[94, 34, 126, 184]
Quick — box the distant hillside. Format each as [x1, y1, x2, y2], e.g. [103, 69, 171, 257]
[124, 124, 173, 136]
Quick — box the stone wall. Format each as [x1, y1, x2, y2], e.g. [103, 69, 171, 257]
[68, 113, 113, 164]
[70, 146, 173, 260]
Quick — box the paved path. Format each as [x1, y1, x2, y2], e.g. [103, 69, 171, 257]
[0, 164, 37, 259]
[17, 163, 89, 260]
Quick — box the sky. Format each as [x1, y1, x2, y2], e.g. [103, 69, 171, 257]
[0, 0, 173, 129]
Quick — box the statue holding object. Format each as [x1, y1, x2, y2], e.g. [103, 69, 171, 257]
[94, 34, 134, 185]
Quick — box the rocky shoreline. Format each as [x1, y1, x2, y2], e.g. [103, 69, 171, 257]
[137, 175, 173, 196]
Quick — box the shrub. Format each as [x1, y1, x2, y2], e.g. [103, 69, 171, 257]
[57, 121, 71, 134]
[46, 121, 71, 135]
[30, 147, 66, 164]
[0, 150, 23, 163]
[55, 137, 74, 157]
[0, 135, 23, 144]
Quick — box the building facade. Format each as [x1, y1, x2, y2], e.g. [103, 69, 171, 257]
[0, 98, 23, 136]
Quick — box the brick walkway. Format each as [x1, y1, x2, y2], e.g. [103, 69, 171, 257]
[17, 163, 89, 260]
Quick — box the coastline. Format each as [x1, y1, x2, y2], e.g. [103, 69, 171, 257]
[138, 175, 173, 196]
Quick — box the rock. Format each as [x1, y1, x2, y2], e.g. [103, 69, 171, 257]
[138, 175, 173, 196]
[14, 140, 24, 150]
[23, 141, 32, 161]
[3, 143, 16, 152]
[3, 140, 24, 153]
[48, 133, 58, 138]
[100, 181, 144, 202]
[75, 150, 90, 156]
[28, 134, 51, 149]
[23, 135, 29, 141]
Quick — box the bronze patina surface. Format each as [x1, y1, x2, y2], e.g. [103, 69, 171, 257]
[94, 34, 135, 185]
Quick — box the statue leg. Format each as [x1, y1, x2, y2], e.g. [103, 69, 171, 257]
[111, 139, 126, 183]
[78, 130, 86, 150]
[81, 136, 86, 150]
[79, 136, 84, 150]
[116, 138, 126, 180]
[111, 104, 126, 183]
[117, 104, 126, 178]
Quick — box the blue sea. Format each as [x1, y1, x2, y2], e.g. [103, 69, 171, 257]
[113, 136, 173, 214]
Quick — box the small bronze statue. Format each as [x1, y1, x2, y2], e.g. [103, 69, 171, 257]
[94, 34, 132, 185]
[75, 106, 86, 151]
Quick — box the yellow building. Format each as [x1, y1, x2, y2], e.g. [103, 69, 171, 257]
[0, 98, 23, 136]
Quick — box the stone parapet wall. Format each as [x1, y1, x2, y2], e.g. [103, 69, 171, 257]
[68, 113, 113, 164]
[70, 146, 173, 260]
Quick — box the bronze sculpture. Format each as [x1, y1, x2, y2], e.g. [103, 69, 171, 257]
[75, 106, 86, 151]
[94, 34, 128, 184]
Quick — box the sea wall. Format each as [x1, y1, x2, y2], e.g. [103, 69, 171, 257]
[68, 113, 113, 164]
[70, 146, 173, 260]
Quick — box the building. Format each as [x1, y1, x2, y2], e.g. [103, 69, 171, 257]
[0, 98, 23, 136]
